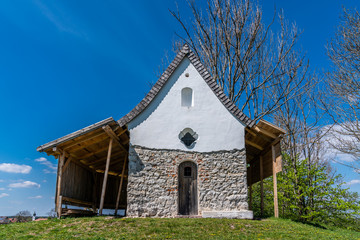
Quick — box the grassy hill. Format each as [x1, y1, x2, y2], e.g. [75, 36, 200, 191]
[0, 217, 359, 239]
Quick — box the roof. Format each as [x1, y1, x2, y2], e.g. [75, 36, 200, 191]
[36, 117, 118, 152]
[245, 119, 286, 185]
[118, 44, 255, 128]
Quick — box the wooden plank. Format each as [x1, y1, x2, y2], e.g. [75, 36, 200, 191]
[116, 127, 128, 138]
[66, 134, 111, 153]
[61, 157, 72, 174]
[79, 145, 112, 160]
[248, 163, 252, 210]
[115, 155, 127, 215]
[70, 157, 94, 173]
[95, 169, 126, 177]
[62, 196, 92, 207]
[245, 128, 257, 137]
[87, 150, 124, 169]
[245, 140, 264, 151]
[56, 152, 65, 217]
[92, 172, 97, 213]
[58, 195, 63, 219]
[103, 125, 128, 153]
[62, 208, 96, 217]
[258, 119, 286, 134]
[63, 130, 106, 151]
[99, 138, 113, 215]
[37, 117, 115, 152]
[272, 145, 279, 218]
[260, 155, 264, 217]
[254, 126, 277, 139]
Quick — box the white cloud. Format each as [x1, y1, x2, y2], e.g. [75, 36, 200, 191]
[0, 188, 5, 190]
[8, 181, 40, 188]
[0, 163, 32, 174]
[346, 179, 360, 185]
[28, 195, 43, 199]
[0, 179, 4, 182]
[0, 193, 9, 198]
[33, 0, 87, 38]
[322, 124, 358, 163]
[35, 157, 57, 174]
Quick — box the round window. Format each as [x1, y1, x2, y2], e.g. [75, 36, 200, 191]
[178, 128, 198, 148]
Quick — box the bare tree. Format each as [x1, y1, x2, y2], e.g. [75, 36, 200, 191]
[326, 7, 360, 173]
[47, 208, 57, 218]
[170, 0, 308, 121]
[15, 210, 31, 223]
[273, 68, 333, 217]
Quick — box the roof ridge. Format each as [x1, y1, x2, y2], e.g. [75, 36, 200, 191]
[118, 44, 254, 128]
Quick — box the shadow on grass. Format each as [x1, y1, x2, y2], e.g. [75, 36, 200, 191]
[255, 215, 328, 230]
[293, 220, 328, 230]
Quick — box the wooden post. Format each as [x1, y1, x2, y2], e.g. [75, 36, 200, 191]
[92, 171, 97, 213]
[115, 155, 127, 216]
[58, 196, 63, 219]
[248, 162, 252, 210]
[56, 152, 65, 218]
[260, 155, 264, 217]
[99, 138, 113, 215]
[272, 145, 279, 218]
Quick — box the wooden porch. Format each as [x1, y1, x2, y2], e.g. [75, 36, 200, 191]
[37, 117, 129, 218]
[245, 119, 286, 218]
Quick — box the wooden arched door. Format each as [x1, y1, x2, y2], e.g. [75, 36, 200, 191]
[178, 161, 198, 215]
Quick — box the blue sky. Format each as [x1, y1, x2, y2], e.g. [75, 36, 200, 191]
[0, 0, 359, 216]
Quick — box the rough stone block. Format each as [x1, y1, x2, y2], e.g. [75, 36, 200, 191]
[202, 211, 253, 219]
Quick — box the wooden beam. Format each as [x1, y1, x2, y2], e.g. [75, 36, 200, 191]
[116, 127, 128, 138]
[103, 125, 128, 153]
[245, 128, 257, 137]
[115, 155, 127, 215]
[95, 169, 126, 177]
[66, 134, 111, 153]
[63, 130, 106, 150]
[56, 151, 65, 218]
[36, 117, 115, 152]
[93, 155, 125, 170]
[245, 140, 264, 151]
[58, 196, 63, 219]
[248, 163, 252, 210]
[87, 150, 125, 168]
[254, 126, 277, 139]
[99, 138, 113, 215]
[259, 119, 286, 134]
[260, 155, 264, 217]
[92, 171, 97, 213]
[61, 157, 72, 174]
[80, 145, 113, 160]
[70, 157, 94, 173]
[109, 157, 126, 168]
[272, 145, 279, 218]
[62, 196, 92, 207]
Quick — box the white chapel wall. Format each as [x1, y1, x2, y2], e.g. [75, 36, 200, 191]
[128, 57, 246, 152]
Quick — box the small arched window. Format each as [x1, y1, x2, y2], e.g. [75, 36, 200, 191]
[181, 87, 193, 107]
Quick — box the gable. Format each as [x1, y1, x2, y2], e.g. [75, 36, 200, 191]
[127, 57, 247, 152]
[118, 44, 253, 128]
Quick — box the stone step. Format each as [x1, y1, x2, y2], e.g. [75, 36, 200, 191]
[175, 215, 202, 218]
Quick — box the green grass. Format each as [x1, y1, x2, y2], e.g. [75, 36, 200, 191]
[0, 217, 359, 239]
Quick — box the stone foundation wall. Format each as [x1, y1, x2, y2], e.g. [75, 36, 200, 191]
[126, 146, 248, 217]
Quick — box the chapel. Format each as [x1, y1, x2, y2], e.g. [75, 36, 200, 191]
[37, 44, 285, 219]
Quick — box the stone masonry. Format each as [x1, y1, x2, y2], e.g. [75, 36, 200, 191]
[126, 145, 249, 217]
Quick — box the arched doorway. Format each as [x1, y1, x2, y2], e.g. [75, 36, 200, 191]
[178, 161, 198, 215]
